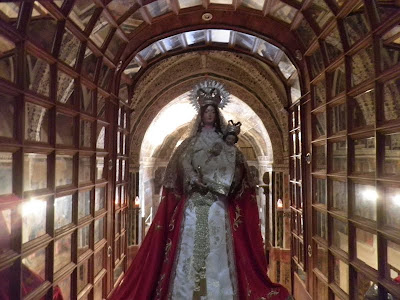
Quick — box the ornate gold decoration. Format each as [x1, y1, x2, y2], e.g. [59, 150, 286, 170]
[164, 238, 172, 263]
[155, 224, 163, 231]
[233, 205, 243, 231]
[267, 289, 280, 298]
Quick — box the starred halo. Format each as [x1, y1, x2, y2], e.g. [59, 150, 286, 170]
[189, 79, 230, 111]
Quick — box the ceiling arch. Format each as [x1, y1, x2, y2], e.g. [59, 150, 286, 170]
[129, 50, 289, 167]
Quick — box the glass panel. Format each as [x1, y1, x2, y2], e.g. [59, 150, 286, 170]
[107, 0, 136, 20]
[96, 125, 106, 149]
[57, 275, 71, 300]
[79, 156, 92, 183]
[94, 218, 104, 243]
[270, 0, 298, 24]
[82, 48, 97, 81]
[278, 53, 296, 79]
[211, 29, 231, 44]
[98, 63, 113, 90]
[0, 152, 12, 195]
[179, 0, 202, 8]
[121, 160, 126, 181]
[123, 59, 141, 78]
[330, 64, 345, 98]
[0, 94, 15, 138]
[329, 103, 346, 134]
[316, 244, 328, 277]
[146, 0, 171, 18]
[107, 33, 126, 60]
[78, 225, 90, 257]
[113, 260, 124, 283]
[96, 156, 105, 180]
[241, 0, 264, 10]
[78, 190, 91, 219]
[353, 137, 375, 175]
[94, 249, 104, 276]
[0, 3, 19, 24]
[81, 85, 93, 114]
[26, 54, 50, 97]
[119, 83, 129, 103]
[383, 76, 400, 122]
[387, 240, 400, 281]
[325, 27, 343, 63]
[353, 183, 377, 221]
[80, 120, 93, 148]
[257, 41, 280, 61]
[351, 47, 374, 87]
[91, 12, 112, 48]
[77, 259, 89, 293]
[160, 35, 182, 52]
[185, 30, 205, 46]
[291, 79, 301, 103]
[352, 89, 375, 129]
[331, 180, 347, 213]
[313, 144, 326, 171]
[381, 25, 400, 71]
[95, 187, 105, 211]
[315, 276, 328, 300]
[56, 155, 73, 187]
[59, 29, 80, 67]
[138, 43, 161, 62]
[310, 48, 324, 79]
[25, 102, 49, 143]
[0, 35, 15, 82]
[120, 10, 144, 36]
[56, 112, 74, 145]
[313, 80, 326, 107]
[313, 112, 326, 138]
[334, 257, 349, 294]
[344, 9, 370, 47]
[314, 178, 326, 205]
[235, 32, 256, 51]
[55, 194, 73, 229]
[332, 217, 348, 253]
[54, 235, 72, 273]
[356, 272, 375, 300]
[308, 0, 333, 29]
[316, 210, 327, 240]
[24, 153, 47, 191]
[93, 278, 103, 300]
[296, 19, 316, 48]
[330, 141, 346, 173]
[384, 186, 400, 229]
[0, 207, 12, 253]
[356, 228, 377, 269]
[70, 0, 97, 30]
[22, 247, 46, 296]
[97, 95, 106, 120]
[57, 71, 74, 105]
[27, 15, 57, 53]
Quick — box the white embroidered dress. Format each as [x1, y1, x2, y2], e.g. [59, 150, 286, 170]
[170, 127, 238, 299]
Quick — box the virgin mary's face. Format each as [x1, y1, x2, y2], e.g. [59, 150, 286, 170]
[202, 105, 217, 126]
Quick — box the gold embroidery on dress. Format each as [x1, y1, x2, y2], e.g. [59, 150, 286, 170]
[267, 289, 280, 298]
[155, 273, 165, 300]
[233, 205, 243, 231]
[164, 238, 172, 263]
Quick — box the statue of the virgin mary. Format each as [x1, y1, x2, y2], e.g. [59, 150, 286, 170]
[110, 80, 292, 300]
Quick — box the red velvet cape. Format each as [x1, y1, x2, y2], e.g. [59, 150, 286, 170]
[110, 187, 291, 300]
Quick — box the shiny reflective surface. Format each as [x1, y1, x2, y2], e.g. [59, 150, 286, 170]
[54, 234, 72, 273]
[25, 102, 49, 143]
[334, 257, 349, 294]
[24, 153, 47, 191]
[22, 247, 46, 296]
[353, 137, 375, 175]
[331, 180, 347, 213]
[353, 183, 377, 221]
[26, 54, 50, 97]
[352, 89, 375, 129]
[330, 141, 346, 173]
[0, 152, 12, 195]
[55, 194, 73, 229]
[56, 155, 73, 187]
[79, 156, 92, 183]
[332, 217, 348, 253]
[78, 225, 90, 257]
[56, 112, 75, 145]
[356, 228, 377, 269]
